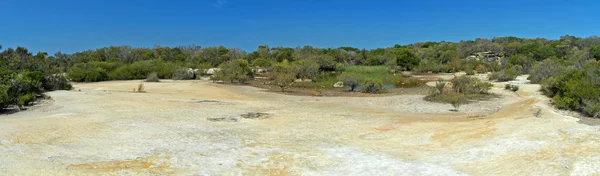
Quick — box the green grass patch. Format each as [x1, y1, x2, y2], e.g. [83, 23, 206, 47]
[290, 66, 425, 89]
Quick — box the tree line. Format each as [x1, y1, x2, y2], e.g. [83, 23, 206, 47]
[1, 35, 599, 117]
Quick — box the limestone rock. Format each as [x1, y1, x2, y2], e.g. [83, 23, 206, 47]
[333, 81, 344, 88]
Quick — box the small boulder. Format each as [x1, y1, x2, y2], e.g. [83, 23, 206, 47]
[333, 81, 344, 88]
[205, 68, 220, 75]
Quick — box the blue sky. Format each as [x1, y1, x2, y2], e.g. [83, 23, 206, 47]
[0, 0, 597, 54]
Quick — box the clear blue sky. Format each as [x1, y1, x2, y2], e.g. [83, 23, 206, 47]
[0, 0, 597, 54]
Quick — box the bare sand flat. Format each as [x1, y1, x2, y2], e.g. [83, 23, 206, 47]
[1, 80, 599, 175]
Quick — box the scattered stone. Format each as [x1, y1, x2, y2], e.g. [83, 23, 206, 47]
[333, 81, 344, 88]
[241, 112, 271, 119]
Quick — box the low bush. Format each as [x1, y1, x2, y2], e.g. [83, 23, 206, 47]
[108, 60, 179, 80]
[145, 72, 160, 82]
[505, 84, 519, 92]
[172, 68, 195, 80]
[17, 93, 36, 108]
[528, 59, 567, 83]
[251, 58, 272, 68]
[216, 59, 253, 83]
[452, 76, 493, 94]
[273, 73, 295, 92]
[541, 61, 600, 117]
[0, 85, 12, 109]
[361, 78, 384, 94]
[43, 74, 72, 91]
[67, 67, 109, 82]
[445, 92, 467, 111]
[425, 76, 493, 107]
[339, 73, 361, 91]
[489, 69, 517, 82]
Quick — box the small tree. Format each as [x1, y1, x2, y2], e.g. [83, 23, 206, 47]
[273, 73, 295, 92]
[217, 59, 253, 83]
[339, 73, 361, 91]
[445, 93, 466, 111]
[292, 59, 320, 81]
[361, 78, 384, 94]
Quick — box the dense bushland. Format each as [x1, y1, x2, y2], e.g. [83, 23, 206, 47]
[0, 46, 72, 110]
[3, 35, 600, 116]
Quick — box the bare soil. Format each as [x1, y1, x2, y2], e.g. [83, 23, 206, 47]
[1, 78, 599, 175]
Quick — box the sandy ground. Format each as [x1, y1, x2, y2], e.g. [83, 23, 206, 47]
[1, 77, 600, 175]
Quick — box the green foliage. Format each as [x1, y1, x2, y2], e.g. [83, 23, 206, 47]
[339, 72, 361, 91]
[251, 58, 272, 67]
[43, 74, 72, 91]
[17, 93, 36, 107]
[108, 60, 178, 80]
[445, 92, 467, 111]
[434, 81, 446, 95]
[273, 73, 295, 92]
[541, 61, 600, 117]
[361, 78, 384, 94]
[505, 84, 519, 92]
[172, 68, 196, 80]
[67, 67, 109, 82]
[145, 72, 160, 82]
[388, 48, 421, 71]
[489, 67, 518, 82]
[292, 59, 320, 80]
[528, 59, 566, 83]
[217, 59, 253, 83]
[0, 85, 12, 109]
[425, 76, 492, 108]
[452, 76, 493, 94]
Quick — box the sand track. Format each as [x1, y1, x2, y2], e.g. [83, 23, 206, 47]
[1, 80, 599, 175]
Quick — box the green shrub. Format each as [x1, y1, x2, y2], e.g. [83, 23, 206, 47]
[17, 93, 36, 107]
[172, 68, 195, 80]
[43, 74, 72, 91]
[67, 67, 109, 82]
[109, 60, 179, 80]
[273, 73, 295, 92]
[528, 59, 567, 83]
[505, 84, 519, 92]
[452, 76, 493, 94]
[0, 85, 12, 110]
[217, 59, 253, 83]
[251, 58, 272, 67]
[293, 60, 320, 81]
[339, 73, 361, 91]
[145, 72, 160, 82]
[361, 78, 384, 94]
[489, 69, 517, 82]
[541, 62, 600, 117]
[444, 92, 467, 111]
[465, 69, 475, 75]
[582, 99, 600, 118]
